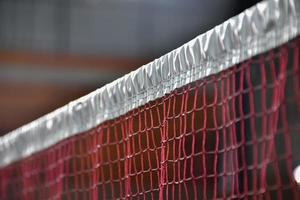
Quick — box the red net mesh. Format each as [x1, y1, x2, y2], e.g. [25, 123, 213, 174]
[1, 38, 300, 199]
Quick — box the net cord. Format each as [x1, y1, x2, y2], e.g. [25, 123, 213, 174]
[0, 0, 299, 168]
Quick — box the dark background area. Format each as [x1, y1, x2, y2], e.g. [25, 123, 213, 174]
[0, 0, 260, 135]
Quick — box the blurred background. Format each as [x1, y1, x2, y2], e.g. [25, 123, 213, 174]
[0, 0, 259, 136]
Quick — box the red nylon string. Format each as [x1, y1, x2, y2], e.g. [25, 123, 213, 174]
[245, 60, 259, 200]
[191, 81, 199, 199]
[267, 50, 284, 200]
[220, 70, 227, 199]
[293, 40, 300, 111]
[279, 47, 300, 200]
[258, 55, 268, 200]
[211, 76, 219, 200]
[0, 38, 300, 199]
[231, 66, 240, 199]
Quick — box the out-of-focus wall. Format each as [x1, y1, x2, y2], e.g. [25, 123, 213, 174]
[0, 0, 238, 57]
[0, 0, 260, 135]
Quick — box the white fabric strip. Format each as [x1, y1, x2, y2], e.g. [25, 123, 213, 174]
[0, 0, 299, 168]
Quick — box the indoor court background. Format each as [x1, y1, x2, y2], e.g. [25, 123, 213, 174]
[0, 0, 258, 136]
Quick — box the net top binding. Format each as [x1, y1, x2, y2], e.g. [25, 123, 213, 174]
[0, 0, 299, 168]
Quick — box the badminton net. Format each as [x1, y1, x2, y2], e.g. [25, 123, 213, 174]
[0, 0, 300, 199]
